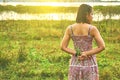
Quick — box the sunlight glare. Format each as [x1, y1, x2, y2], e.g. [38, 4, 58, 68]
[50, 2, 60, 6]
[46, 2, 69, 7]
[50, 13, 59, 20]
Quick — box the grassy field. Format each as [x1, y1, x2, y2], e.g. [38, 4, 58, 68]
[0, 20, 120, 80]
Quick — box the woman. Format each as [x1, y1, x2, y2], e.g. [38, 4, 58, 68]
[60, 4, 105, 80]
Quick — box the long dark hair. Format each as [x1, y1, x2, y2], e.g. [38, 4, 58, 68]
[76, 4, 92, 24]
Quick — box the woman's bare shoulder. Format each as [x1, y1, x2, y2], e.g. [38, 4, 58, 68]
[87, 24, 97, 31]
[66, 23, 76, 30]
[65, 24, 73, 34]
[90, 25, 100, 37]
[90, 25, 98, 31]
[66, 25, 72, 31]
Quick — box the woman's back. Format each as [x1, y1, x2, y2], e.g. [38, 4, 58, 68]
[70, 23, 92, 36]
[70, 23, 93, 52]
[61, 4, 105, 80]
[69, 23, 99, 80]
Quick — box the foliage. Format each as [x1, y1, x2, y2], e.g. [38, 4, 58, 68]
[0, 5, 78, 13]
[0, 5, 120, 16]
[0, 20, 120, 80]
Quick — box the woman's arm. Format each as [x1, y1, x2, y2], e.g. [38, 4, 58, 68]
[83, 26, 105, 56]
[60, 26, 76, 55]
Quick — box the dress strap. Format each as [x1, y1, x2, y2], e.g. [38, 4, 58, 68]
[88, 26, 92, 36]
[70, 26, 74, 36]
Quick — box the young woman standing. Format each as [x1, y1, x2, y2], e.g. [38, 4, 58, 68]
[61, 4, 105, 80]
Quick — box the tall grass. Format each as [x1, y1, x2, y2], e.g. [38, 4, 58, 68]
[0, 20, 120, 80]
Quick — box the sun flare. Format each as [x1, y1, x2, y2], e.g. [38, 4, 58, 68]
[44, 2, 70, 7]
[49, 2, 61, 6]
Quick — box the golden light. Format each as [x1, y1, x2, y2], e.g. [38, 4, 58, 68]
[49, 2, 61, 6]
[43, 2, 71, 7]
[50, 13, 59, 20]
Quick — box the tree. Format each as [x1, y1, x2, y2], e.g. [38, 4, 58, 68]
[3, 0, 7, 2]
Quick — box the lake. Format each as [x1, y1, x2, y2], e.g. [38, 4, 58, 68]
[0, 2, 120, 21]
[0, 11, 119, 21]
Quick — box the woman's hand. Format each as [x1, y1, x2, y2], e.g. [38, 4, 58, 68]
[78, 52, 88, 61]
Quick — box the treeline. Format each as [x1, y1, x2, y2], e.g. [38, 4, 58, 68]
[0, 5, 120, 16]
[94, 5, 120, 17]
[0, 5, 78, 13]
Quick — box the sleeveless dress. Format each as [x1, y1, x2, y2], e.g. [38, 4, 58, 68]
[68, 26, 99, 80]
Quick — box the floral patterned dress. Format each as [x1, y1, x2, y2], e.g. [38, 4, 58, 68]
[68, 26, 99, 80]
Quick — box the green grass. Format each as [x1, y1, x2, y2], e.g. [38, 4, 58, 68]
[0, 20, 120, 80]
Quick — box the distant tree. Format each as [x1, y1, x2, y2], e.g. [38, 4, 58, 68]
[3, 0, 6, 2]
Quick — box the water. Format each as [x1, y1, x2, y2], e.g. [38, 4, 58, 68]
[0, 11, 76, 21]
[0, 11, 119, 21]
[0, 2, 120, 21]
